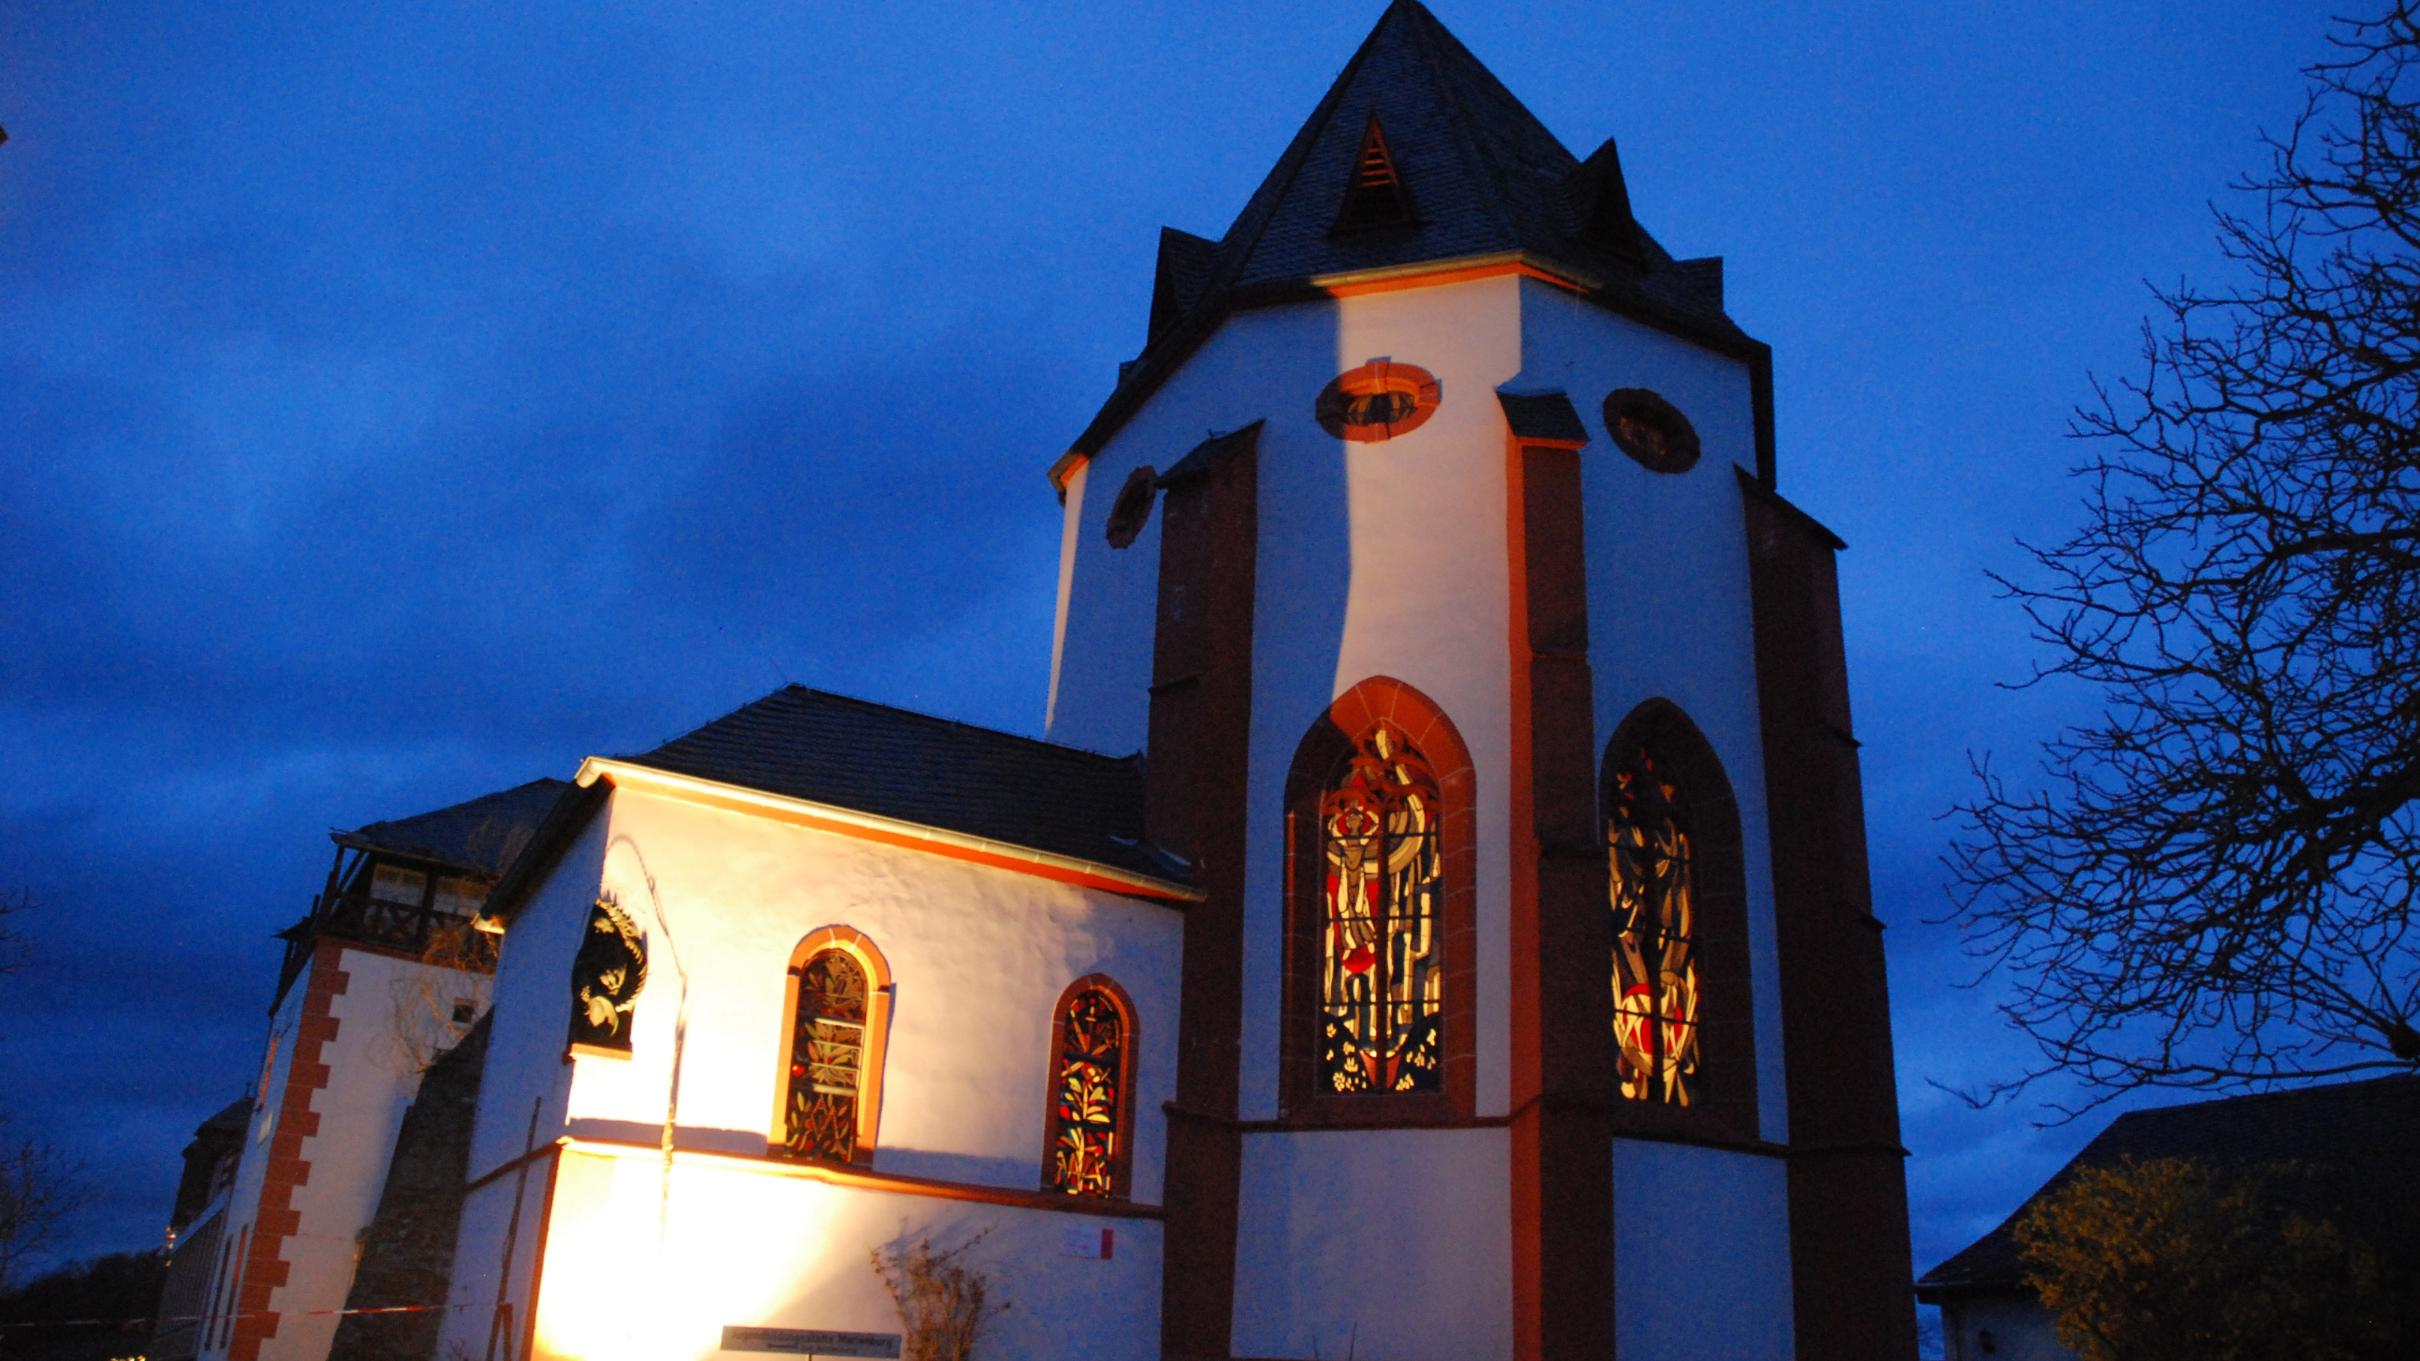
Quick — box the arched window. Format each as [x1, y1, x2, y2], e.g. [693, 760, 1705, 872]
[1606, 744, 1699, 1104]
[1041, 975, 1137, 1198]
[775, 927, 891, 1164]
[1601, 701, 1757, 1133]
[1283, 677, 1476, 1119]
[1320, 722, 1444, 1093]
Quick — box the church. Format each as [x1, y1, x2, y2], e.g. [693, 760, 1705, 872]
[153, 4, 1917, 1358]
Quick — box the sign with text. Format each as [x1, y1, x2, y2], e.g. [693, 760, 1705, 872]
[720, 1325, 902, 1357]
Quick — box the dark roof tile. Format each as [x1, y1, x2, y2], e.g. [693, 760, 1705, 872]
[621, 686, 1181, 884]
[1065, 0, 1755, 467]
[341, 778, 569, 876]
[1917, 1075, 2420, 1298]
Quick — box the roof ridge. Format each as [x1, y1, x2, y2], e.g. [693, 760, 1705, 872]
[347, 775, 568, 835]
[665, 683, 1142, 768]
[2111, 1072, 2420, 1123]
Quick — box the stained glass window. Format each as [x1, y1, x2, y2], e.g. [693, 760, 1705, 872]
[1607, 745, 1700, 1104]
[1319, 721, 1445, 1094]
[1044, 987, 1126, 1196]
[783, 948, 868, 1162]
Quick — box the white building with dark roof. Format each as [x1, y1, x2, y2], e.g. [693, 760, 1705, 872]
[1917, 1076, 2420, 1361]
[165, 4, 1918, 1358]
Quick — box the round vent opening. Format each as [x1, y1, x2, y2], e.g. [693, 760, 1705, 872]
[1104, 465, 1158, 548]
[1603, 388, 1701, 474]
[1316, 360, 1442, 443]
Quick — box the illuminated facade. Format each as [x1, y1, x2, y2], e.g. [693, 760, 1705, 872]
[166, 3, 1916, 1359]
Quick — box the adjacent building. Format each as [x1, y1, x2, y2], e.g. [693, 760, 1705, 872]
[1917, 1075, 2420, 1361]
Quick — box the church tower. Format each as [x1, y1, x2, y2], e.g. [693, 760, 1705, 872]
[1045, 4, 1916, 1359]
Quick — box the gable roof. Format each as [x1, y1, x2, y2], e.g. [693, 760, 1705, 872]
[617, 685, 1181, 885]
[1061, 0, 1767, 477]
[1917, 1075, 2420, 1300]
[337, 778, 569, 876]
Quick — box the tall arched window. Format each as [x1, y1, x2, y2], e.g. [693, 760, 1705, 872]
[1041, 975, 1137, 1198]
[775, 927, 891, 1164]
[1320, 722, 1444, 1093]
[1601, 701, 1757, 1134]
[1606, 744, 1699, 1104]
[1283, 677, 1476, 1119]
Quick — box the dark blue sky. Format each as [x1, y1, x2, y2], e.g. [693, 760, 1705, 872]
[0, 0, 2333, 1295]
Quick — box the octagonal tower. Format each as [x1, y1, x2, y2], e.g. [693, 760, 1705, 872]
[1046, 5, 1914, 1358]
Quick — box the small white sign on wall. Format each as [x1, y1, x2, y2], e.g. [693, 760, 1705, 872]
[1059, 1224, 1115, 1260]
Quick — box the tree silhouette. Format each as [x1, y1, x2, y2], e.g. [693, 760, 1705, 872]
[1951, 2, 2420, 1109]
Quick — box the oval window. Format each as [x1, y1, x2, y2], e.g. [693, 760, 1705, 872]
[1104, 465, 1158, 548]
[1603, 388, 1701, 473]
[1316, 360, 1442, 443]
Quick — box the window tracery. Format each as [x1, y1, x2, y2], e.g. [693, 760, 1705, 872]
[1043, 981, 1131, 1197]
[1319, 721, 1445, 1094]
[784, 947, 869, 1162]
[1606, 744, 1701, 1105]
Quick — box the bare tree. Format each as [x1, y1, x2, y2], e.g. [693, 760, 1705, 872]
[0, 1133, 84, 1291]
[0, 889, 82, 1288]
[1949, 3, 2420, 1111]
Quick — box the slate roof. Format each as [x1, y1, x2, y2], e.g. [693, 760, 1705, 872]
[339, 778, 569, 876]
[1065, 0, 1759, 467]
[618, 685, 1181, 884]
[1917, 1074, 2420, 1299]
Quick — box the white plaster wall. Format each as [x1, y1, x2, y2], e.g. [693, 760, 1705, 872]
[524, 1146, 1159, 1361]
[1231, 1127, 1513, 1360]
[453, 787, 1181, 1357]
[435, 1169, 550, 1361]
[1942, 1296, 2075, 1361]
[1520, 278, 1793, 1143]
[265, 945, 493, 1361]
[548, 786, 1183, 1198]
[1240, 278, 1524, 1123]
[1044, 459, 1087, 736]
[464, 816, 609, 1182]
[1047, 297, 1347, 759]
[1611, 1139, 1794, 1361]
[194, 978, 306, 1361]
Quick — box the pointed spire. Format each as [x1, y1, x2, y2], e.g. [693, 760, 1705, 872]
[1334, 114, 1416, 235]
[1148, 227, 1220, 343]
[1566, 137, 1643, 267]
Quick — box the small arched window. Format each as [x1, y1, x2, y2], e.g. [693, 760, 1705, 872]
[1601, 700, 1757, 1132]
[1041, 976, 1136, 1198]
[776, 928, 892, 1164]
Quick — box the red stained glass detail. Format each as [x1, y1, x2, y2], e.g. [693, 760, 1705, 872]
[1044, 988, 1125, 1198]
[1319, 721, 1445, 1094]
[1608, 748, 1701, 1105]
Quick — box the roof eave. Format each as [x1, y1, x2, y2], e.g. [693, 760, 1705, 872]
[573, 757, 1201, 906]
[477, 780, 612, 929]
[1050, 250, 1770, 492]
[325, 829, 501, 878]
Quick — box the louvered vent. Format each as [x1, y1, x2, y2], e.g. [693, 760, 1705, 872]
[1333, 115, 1415, 235]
